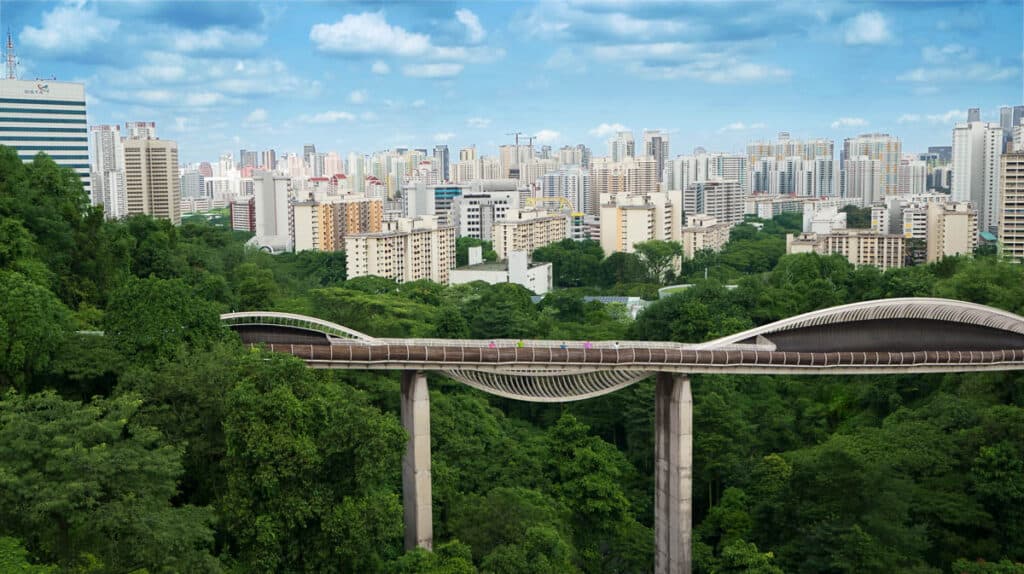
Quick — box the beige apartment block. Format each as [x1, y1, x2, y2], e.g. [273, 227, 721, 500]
[123, 138, 181, 225]
[599, 190, 683, 255]
[787, 229, 904, 270]
[492, 208, 568, 260]
[345, 216, 456, 284]
[680, 215, 732, 259]
[925, 202, 978, 263]
[291, 197, 383, 252]
[999, 152, 1024, 261]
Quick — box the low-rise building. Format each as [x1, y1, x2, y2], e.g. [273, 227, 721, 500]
[680, 214, 731, 258]
[786, 229, 905, 270]
[450, 249, 553, 294]
[345, 216, 455, 284]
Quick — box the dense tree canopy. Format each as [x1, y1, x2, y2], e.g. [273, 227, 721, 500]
[1, 149, 1023, 572]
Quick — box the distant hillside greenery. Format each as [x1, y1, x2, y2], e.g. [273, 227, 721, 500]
[1, 145, 1023, 573]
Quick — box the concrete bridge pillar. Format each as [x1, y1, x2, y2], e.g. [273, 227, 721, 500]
[655, 373, 693, 574]
[401, 370, 433, 551]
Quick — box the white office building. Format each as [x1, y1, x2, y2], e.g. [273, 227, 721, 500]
[0, 78, 89, 193]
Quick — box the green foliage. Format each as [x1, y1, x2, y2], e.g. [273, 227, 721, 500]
[533, 239, 604, 287]
[842, 205, 873, 228]
[633, 240, 683, 283]
[103, 277, 227, 362]
[456, 237, 498, 266]
[0, 538, 58, 573]
[221, 352, 406, 572]
[0, 270, 71, 390]
[0, 390, 220, 572]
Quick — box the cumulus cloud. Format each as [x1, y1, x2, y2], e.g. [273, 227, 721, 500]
[831, 117, 868, 129]
[245, 108, 268, 123]
[455, 9, 486, 43]
[897, 114, 921, 124]
[172, 27, 266, 52]
[534, 129, 560, 143]
[371, 61, 391, 75]
[718, 121, 766, 132]
[898, 63, 1017, 83]
[467, 117, 491, 128]
[349, 90, 368, 104]
[591, 43, 790, 83]
[844, 11, 891, 45]
[185, 92, 224, 107]
[927, 109, 966, 124]
[402, 63, 463, 78]
[922, 43, 973, 64]
[310, 12, 432, 56]
[589, 123, 629, 137]
[21, 4, 120, 53]
[300, 110, 356, 123]
[434, 132, 456, 143]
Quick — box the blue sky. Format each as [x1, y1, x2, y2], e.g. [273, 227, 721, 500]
[3, 0, 1021, 163]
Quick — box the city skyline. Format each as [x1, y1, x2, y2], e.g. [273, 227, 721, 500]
[1, 0, 1020, 162]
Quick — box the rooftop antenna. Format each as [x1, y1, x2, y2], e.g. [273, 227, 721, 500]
[5, 29, 16, 80]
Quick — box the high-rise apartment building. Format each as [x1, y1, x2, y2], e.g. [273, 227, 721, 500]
[0, 79, 90, 193]
[897, 158, 928, 195]
[843, 133, 901, 197]
[433, 144, 450, 182]
[952, 121, 1003, 233]
[925, 202, 978, 263]
[492, 208, 569, 260]
[967, 108, 981, 122]
[126, 121, 156, 140]
[451, 190, 518, 240]
[123, 137, 181, 224]
[230, 197, 256, 232]
[253, 172, 291, 251]
[682, 180, 744, 226]
[643, 129, 670, 180]
[844, 156, 882, 204]
[90, 124, 126, 218]
[999, 152, 1024, 261]
[608, 131, 635, 162]
[345, 216, 456, 284]
[291, 197, 383, 252]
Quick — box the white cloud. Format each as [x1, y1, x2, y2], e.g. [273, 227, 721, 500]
[371, 61, 391, 75]
[603, 12, 687, 38]
[412, 99, 426, 108]
[185, 92, 224, 107]
[591, 43, 790, 83]
[402, 63, 463, 78]
[844, 11, 891, 45]
[245, 108, 268, 123]
[831, 117, 868, 129]
[718, 121, 766, 132]
[171, 27, 265, 52]
[300, 110, 356, 123]
[589, 123, 628, 137]
[360, 111, 377, 121]
[310, 12, 432, 56]
[897, 114, 921, 124]
[534, 129, 560, 143]
[921, 44, 972, 64]
[455, 9, 486, 43]
[898, 63, 1017, 83]
[21, 4, 120, 52]
[349, 90, 368, 104]
[926, 109, 966, 124]
[467, 117, 491, 128]
[434, 132, 456, 143]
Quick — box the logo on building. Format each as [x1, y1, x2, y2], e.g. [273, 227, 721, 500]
[23, 83, 50, 95]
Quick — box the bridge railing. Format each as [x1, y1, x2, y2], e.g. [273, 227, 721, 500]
[221, 312, 374, 341]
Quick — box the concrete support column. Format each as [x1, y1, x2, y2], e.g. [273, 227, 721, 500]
[401, 370, 433, 551]
[655, 373, 693, 574]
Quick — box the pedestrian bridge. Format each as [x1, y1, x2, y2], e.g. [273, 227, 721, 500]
[222, 297, 1024, 403]
[221, 297, 1024, 574]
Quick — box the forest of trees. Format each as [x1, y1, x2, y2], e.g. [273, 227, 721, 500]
[1, 146, 1023, 573]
